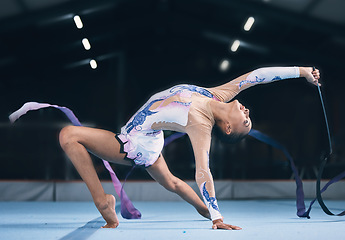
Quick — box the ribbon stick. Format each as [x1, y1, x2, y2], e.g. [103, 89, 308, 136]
[9, 102, 141, 219]
[315, 82, 345, 216]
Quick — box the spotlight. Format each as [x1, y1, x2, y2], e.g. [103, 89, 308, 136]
[230, 40, 240, 52]
[244, 17, 255, 31]
[73, 15, 83, 29]
[90, 59, 97, 69]
[219, 59, 230, 72]
[82, 38, 91, 50]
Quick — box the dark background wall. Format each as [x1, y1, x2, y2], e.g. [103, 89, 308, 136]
[1, 0, 344, 181]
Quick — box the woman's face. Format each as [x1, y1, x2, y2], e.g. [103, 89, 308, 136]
[224, 100, 252, 135]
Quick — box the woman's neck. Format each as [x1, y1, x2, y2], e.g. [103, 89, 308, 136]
[210, 100, 232, 123]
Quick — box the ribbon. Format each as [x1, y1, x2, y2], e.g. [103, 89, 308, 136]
[164, 132, 186, 146]
[249, 128, 345, 218]
[9, 102, 141, 219]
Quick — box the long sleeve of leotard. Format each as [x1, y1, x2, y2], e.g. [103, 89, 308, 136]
[208, 67, 300, 102]
[187, 125, 222, 221]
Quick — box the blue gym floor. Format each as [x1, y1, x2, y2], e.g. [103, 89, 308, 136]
[0, 200, 344, 240]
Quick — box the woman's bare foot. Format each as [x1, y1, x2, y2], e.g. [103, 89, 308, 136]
[97, 194, 119, 228]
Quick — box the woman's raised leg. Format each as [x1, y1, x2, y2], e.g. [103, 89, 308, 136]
[146, 155, 210, 220]
[59, 125, 131, 228]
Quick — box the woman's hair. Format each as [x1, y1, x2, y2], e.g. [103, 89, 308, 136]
[212, 125, 248, 144]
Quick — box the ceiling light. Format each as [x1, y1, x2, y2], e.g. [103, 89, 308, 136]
[82, 38, 91, 50]
[244, 17, 255, 31]
[230, 40, 240, 52]
[73, 15, 83, 29]
[90, 59, 97, 69]
[219, 59, 230, 72]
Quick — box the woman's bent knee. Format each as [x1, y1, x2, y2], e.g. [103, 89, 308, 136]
[59, 125, 79, 149]
[164, 177, 181, 192]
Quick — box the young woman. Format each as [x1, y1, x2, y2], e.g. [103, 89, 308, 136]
[41, 66, 320, 229]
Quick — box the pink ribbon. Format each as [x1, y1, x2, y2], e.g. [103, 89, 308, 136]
[9, 102, 141, 219]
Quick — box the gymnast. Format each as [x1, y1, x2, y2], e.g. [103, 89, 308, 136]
[11, 66, 320, 230]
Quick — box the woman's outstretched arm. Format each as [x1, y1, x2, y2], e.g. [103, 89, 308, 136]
[208, 66, 320, 102]
[187, 129, 242, 230]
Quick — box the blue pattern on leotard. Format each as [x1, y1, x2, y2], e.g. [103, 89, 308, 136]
[239, 75, 282, 89]
[125, 85, 213, 134]
[126, 99, 164, 133]
[272, 76, 282, 81]
[239, 76, 266, 88]
[202, 182, 220, 212]
[170, 85, 214, 98]
[172, 101, 191, 107]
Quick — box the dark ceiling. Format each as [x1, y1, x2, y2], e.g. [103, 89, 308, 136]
[1, 0, 345, 130]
